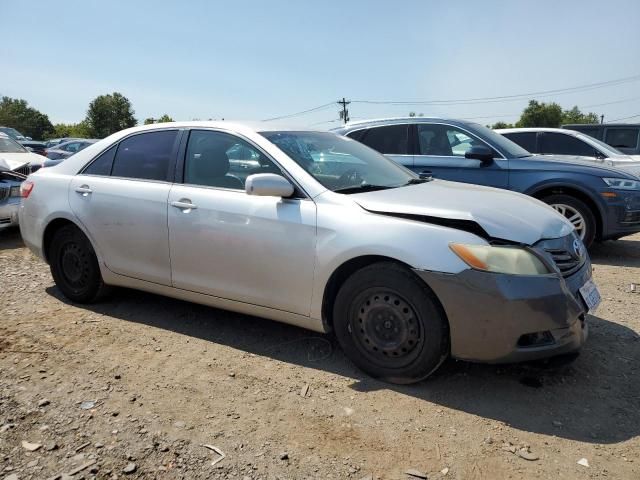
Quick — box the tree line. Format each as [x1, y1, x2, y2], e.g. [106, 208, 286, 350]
[0, 92, 173, 140]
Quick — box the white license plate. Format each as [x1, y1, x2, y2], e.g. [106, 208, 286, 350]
[579, 280, 601, 313]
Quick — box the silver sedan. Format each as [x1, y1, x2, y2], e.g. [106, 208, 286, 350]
[19, 122, 596, 383]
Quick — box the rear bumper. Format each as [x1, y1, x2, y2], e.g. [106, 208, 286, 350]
[414, 261, 591, 363]
[0, 199, 20, 230]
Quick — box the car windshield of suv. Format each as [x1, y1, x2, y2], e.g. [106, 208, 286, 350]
[0, 136, 28, 153]
[467, 123, 532, 158]
[261, 131, 420, 193]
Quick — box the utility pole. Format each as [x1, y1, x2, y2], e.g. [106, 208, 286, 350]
[600, 114, 604, 124]
[338, 98, 350, 124]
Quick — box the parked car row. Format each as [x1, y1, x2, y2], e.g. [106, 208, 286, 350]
[333, 118, 640, 248]
[19, 121, 604, 383]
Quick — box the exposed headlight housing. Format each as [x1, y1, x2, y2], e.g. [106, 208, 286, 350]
[450, 243, 551, 275]
[602, 177, 640, 190]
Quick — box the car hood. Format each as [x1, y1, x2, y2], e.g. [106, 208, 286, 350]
[0, 152, 45, 169]
[351, 180, 574, 245]
[529, 154, 640, 177]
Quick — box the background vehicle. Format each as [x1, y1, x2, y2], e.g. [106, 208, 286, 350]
[46, 137, 81, 149]
[497, 127, 639, 161]
[0, 132, 43, 229]
[20, 122, 591, 384]
[0, 126, 30, 141]
[19, 139, 48, 156]
[335, 118, 640, 247]
[563, 123, 640, 156]
[45, 139, 98, 160]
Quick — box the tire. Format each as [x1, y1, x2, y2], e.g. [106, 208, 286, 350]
[541, 194, 597, 248]
[49, 224, 110, 303]
[333, 262, 449, 384]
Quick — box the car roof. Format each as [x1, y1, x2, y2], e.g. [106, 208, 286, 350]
[495, 127, 572, 134]
[100, 121, 324, 135]
[332, 117, 476, 132]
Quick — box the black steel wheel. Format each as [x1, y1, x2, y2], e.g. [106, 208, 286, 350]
[333, 262, 449, 384]
[49, 224, 110, 303]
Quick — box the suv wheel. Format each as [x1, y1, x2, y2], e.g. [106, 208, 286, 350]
[542, 194, 596, 248]
[49, 224, 110, 303]
[333, 262, 449, 384]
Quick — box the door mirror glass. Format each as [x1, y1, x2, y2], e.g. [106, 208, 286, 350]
[465, 145, 494, 162]
[245, 173, 294, 197]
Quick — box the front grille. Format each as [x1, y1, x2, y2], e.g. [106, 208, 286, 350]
[0, 217, 12, 224]
[535, 234, 586, 278]
[621, 210, 640, 226]
[13, 165, 31, 176]
[0, 186, 9, 202]
[545, 248, 581, 276]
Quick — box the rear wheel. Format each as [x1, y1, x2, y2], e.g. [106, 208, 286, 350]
[542, 194, 596, 248]
[333, 262, 449, 384]
[49, 225, 110, 303]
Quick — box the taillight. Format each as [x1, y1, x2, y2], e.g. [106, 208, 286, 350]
[21, 181, 35, 198]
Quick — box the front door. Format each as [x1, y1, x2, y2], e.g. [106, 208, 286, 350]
[167, 129, 317, 315]
[68, 130, 180, 286]
[412, 123, 509, 189]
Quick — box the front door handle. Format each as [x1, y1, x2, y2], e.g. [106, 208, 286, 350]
[171, 199, 198, 211]
[75, 185, 92, 196]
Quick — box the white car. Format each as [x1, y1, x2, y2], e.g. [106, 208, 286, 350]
[19, 122, 595, 383]
[0, 132, 45, 230]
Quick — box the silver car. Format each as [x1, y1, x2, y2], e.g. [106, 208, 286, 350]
[19, 122, 598, 383]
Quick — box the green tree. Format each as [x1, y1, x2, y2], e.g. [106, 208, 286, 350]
[47, 120, 92, 139]
[143, 114, 174, 125]
[562, 106, 599, 125]
[0, 96, 55, 140]
[85, 92, 137, 138]
[516, 100, 563, 128]
[491, 121, 514, 129]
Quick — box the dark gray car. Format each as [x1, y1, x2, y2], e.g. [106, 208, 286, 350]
[334, 118, 640, 247]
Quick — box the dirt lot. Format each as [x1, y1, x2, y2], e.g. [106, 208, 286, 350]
[1, 229, 639, 480]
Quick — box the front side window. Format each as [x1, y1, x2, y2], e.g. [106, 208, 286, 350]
[111, 130, 179, 181]
[417, 124, 496, 157]
[539, 133, 596, 157]
[184, 130, 282, 190]
[354, 124, 409, 155]
[605, 128, 639, 149]
[502, 132, 537, 153]
[261, 131, 415, 193]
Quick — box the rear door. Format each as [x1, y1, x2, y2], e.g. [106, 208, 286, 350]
[346, 124, 413, 167]
[413, 123, 509, 188]
[68, 129, 181, 285]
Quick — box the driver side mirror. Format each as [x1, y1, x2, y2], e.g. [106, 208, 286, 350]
[465, 145, 494, 163]
[245, 173, 294, 197]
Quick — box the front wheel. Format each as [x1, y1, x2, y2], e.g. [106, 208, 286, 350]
[49, 224, 110, 303]
[333, 262, 449, 384]
[542, 194, 597, 248]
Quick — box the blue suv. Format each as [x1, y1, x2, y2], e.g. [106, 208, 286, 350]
[334, 118, 640, 247]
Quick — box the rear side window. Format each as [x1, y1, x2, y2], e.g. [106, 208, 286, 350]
[539, 133, 596, 157]
[605, 128, 639, 149]
[111, 130, 179, 181]
[503, 132, 537, 153]
[84, 145, 116, 175]
[357, 125, 409, 155]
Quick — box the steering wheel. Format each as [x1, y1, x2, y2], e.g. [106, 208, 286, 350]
[338, 169, 363, 186]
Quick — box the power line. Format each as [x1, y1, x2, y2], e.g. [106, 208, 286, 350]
[351, 74, 640, 106]
[606, 113, 640, 123]
[262, 102, 336, 122]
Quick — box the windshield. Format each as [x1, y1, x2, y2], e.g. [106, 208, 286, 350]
[467, 122, 532, 158]
[260, 131, 417, 192]
[0, 136, 27, 153]
[0, 127, 25, 140]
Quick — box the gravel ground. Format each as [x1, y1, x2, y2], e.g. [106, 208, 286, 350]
[1, 228, 639, 480]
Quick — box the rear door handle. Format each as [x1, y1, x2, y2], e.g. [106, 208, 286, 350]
[171, 199, 198, 210]
[75, 185, 92, 196]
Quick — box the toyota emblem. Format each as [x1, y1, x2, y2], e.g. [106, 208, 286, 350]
[573, 238, 584, 259]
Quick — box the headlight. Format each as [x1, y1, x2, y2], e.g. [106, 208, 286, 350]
[450, 243, 551, 275]
[602, 177, 640, 190]
[10, 186, 21, 197]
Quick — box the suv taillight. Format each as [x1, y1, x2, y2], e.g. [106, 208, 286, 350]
[21, 181, 34, 198]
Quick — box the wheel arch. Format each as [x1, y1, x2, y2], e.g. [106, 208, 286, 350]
[42, 217, 93, 264]
[321, 255, 448, 332]
[527, 183, 604, 240]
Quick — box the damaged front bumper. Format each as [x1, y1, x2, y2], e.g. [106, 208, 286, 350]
[414, 258, 591, 363]
[0, 196, 20, 230]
